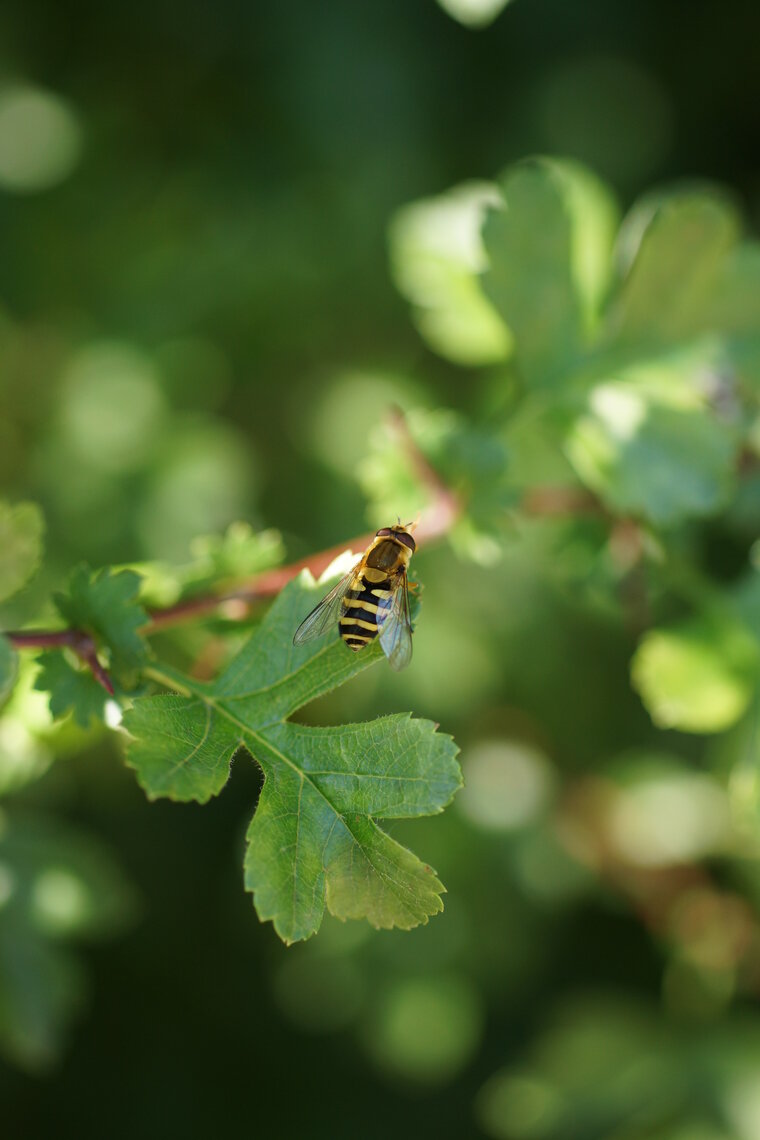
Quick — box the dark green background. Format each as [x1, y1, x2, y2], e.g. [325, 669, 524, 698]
[2, 0, 760, 1136]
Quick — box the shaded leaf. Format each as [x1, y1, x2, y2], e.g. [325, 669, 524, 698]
[608, 189, 740, 349]
[0, 500, 44, 603]
[34, 652, 108, 728]
[123, 569, 461, 944]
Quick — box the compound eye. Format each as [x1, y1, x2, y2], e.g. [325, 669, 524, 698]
[376, 527, 392, 537]
[396, 531, 416, 552]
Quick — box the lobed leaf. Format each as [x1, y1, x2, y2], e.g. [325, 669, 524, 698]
[123, 570, 461, 944]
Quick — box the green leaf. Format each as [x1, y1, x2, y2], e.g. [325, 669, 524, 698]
[123, 569, 461, 944]
[0, 634, 17, 707]
[389, 182, 512, 366]
[34, 652, 108, 728]
[53, 565, 148, 674]
[565, 356, 738, 526]
[482, 159, 618, 386]
[608, 189, 740, 349]
[0, 500, 44, 603]
[632, 612, 760, 733]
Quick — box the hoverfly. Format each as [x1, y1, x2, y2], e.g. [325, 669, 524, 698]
[293, 522, 416, 671]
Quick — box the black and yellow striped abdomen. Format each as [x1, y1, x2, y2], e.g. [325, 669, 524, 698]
[339, 571, 393, 651]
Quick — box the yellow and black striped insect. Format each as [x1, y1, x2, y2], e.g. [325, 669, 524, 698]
[293, 523, 416, 671]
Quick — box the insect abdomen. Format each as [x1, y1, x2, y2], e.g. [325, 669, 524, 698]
[339, 575, 391, 651]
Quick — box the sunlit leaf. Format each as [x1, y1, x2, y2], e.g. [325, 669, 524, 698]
[0, 500, 44, 603]
[123, 570, 461, 944]
[632, 612, 760, 733]
[565, 356, 738, 526]
[389, 182, 512, 365]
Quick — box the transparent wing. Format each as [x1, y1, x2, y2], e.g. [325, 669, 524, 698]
[293, 570, 355, 645]
[378, 573, 413, 672]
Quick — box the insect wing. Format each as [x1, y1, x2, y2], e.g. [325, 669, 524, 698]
[293, 570, 355, 645]
[378, 573, 413, 671]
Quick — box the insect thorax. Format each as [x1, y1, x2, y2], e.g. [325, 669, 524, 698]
[366, 539, 409, 574]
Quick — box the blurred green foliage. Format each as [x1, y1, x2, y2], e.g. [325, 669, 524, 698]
[3, 0, 760, 1137]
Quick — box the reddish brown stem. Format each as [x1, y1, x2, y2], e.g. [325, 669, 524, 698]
[5, 628, 115, 695]
[2, 408, 463, 678]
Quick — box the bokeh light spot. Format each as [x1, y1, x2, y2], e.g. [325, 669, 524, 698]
[458, 740, 554, 832]
[32, 867, 91, 933]
[609, 774, 730, 866]
[0, 85, 83, 192]
[436, 0, 512, 29]
[366, 974, 483, 1084]
[137, 421, 255, 560]
[59, 342, 167, 473]
[724, 1071, 760, 1140]
[304, 369, 423, 477]
[476, 1072, 563, 1139]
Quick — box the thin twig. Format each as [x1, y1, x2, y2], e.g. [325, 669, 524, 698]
[2, 408, 464, 681]
[4, 628, 115, 695]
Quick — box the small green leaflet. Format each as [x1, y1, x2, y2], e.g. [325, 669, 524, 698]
[53, 565, 148, 673]
[34, 565, 149, 725]
[123, 565, 461, 945]
[35, 653, 108, 728]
